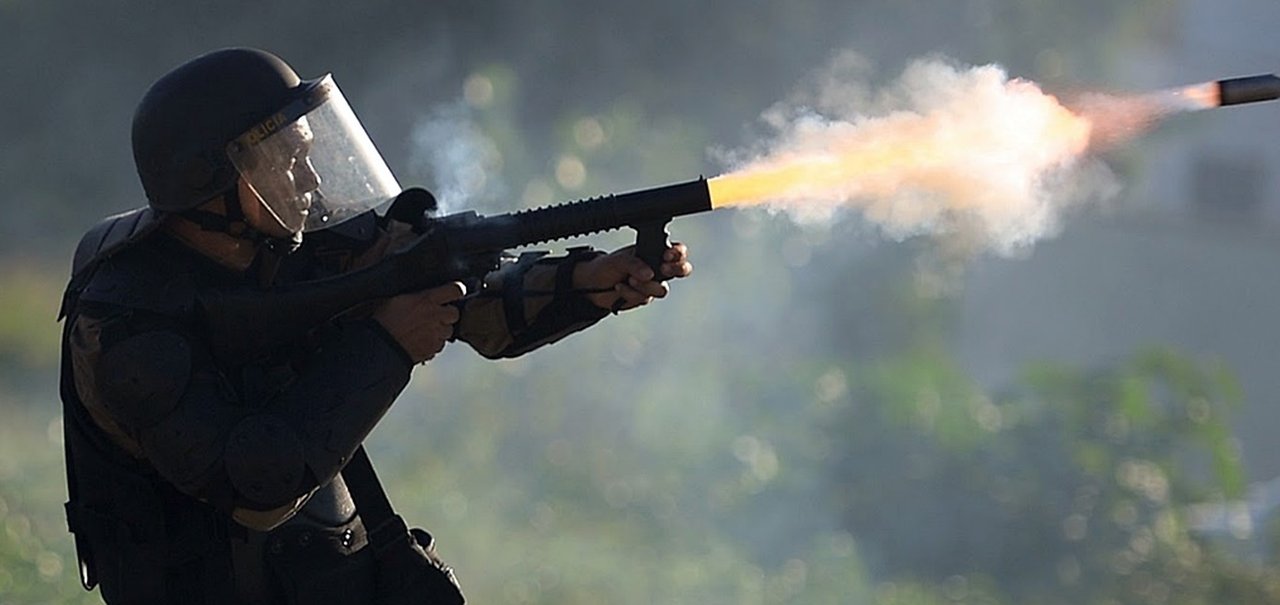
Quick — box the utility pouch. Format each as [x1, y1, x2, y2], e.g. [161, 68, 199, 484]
[264, 517, 377, 605]
[370, 521, 464, 605]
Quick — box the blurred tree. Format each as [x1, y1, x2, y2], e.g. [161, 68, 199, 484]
[825, 337, 1280, 604]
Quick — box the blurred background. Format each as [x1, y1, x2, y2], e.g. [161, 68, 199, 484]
[3, 0, 1280, 603]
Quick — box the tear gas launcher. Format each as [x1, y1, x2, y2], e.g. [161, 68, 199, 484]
[201, 178, 715, 361]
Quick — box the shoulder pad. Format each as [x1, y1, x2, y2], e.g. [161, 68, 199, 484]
[60, 208, 163, 319]
[76, 246, 197, 319]
[98, 330, 192, 432]
[71, 207, 163, 278]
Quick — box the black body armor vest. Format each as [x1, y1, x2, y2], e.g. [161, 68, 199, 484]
[59, 209, 463, 604]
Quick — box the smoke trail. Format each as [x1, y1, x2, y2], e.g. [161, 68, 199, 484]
[711, 55, 1130, 255]
[408, 101, 506, 214]
[1069, 82, 1218, 150]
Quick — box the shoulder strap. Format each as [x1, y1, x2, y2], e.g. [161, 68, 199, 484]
[341, 446, 411, 556]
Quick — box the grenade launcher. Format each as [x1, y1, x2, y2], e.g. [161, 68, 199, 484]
[201, 178, 714, 361]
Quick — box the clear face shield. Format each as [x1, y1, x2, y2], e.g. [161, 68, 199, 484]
[226, 76, 400, 233]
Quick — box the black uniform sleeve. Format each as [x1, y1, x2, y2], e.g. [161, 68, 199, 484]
[71, 306, 411, 528]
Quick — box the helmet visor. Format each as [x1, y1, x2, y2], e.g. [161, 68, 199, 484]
[227, 75, 400, 233]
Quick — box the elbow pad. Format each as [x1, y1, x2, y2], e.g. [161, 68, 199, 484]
[281, 319, 412, 488]
[224, 414, 307, 509]
[223, 320, 409, 510]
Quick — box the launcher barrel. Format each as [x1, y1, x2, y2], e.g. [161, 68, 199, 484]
[454, 178, 713, 252]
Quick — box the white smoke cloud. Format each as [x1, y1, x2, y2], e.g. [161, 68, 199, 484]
[408, 101, 506, 214]
[715, 54, 1123, 256]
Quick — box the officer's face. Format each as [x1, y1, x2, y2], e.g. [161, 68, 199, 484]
[237, 120, 319, 237]
[238, 179, 293, 239]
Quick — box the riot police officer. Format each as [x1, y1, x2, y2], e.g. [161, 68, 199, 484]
[58, 48, 692, 604]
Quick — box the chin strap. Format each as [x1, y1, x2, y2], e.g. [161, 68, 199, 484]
[179, 189, 302, 287]
[181, 189, 303, 259]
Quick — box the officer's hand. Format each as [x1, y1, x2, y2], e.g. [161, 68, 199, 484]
[373, 282, 466, 363]
[573, 243, 693, 311]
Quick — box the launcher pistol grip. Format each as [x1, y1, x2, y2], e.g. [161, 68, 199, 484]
[632, 219, 671, 282]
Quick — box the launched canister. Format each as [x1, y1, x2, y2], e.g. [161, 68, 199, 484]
[1217, 74, 1280, 107]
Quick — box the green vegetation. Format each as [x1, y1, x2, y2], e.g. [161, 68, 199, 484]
[0, 407, 99, 604]
[0, 265, 63, 372]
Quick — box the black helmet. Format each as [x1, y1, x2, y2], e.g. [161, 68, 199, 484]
[132, 48, 401, 233]
[132, 48, 307, 213]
